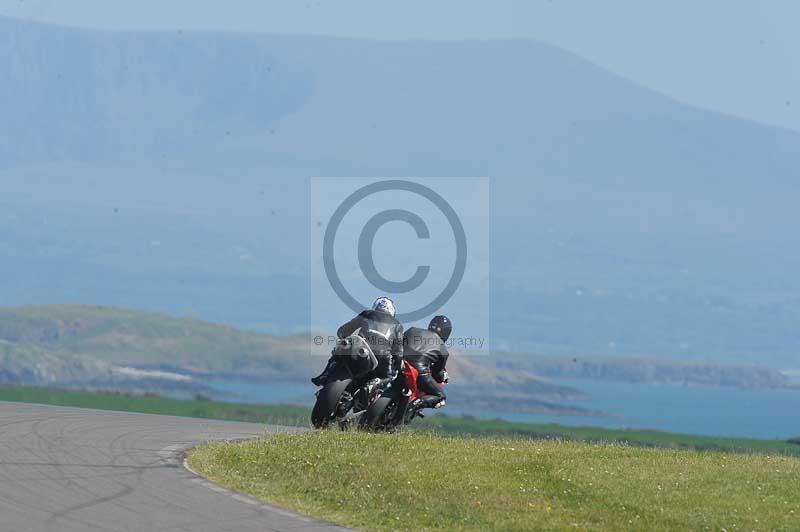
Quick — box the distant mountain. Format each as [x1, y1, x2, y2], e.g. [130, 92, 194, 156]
[2, 18, 799, 365]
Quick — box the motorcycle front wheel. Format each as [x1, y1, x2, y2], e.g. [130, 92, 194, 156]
[360, 394, 402, 431]
[311, 369, 352, 429]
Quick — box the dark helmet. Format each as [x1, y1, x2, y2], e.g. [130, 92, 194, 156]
[428, 315, 452, 342]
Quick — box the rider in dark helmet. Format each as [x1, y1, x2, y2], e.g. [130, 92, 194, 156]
[402, 315, 452, 421]
[311, 297, 404, 389]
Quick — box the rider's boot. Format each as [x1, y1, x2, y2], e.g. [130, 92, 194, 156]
[311, 358, 336, 387]
[404, 397, 445, 423]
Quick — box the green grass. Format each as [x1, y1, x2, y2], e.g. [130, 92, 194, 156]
[188, 430, 800, 531]
[2, 384, 798, 457]
[0, 384, 309, 426]
[414, 415, 800, 456]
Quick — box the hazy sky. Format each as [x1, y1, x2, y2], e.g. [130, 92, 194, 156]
[2, 0, 798, 131]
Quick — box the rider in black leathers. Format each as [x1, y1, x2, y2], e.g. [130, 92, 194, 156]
[312, 297, 404, 390]
[402, 315, 452, 420]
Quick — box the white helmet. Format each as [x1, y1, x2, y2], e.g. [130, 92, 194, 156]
[372, 297, 396, 317]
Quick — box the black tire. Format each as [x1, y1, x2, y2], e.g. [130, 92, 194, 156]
[360, 395, 399, 431]
[311, 371, 351, 429]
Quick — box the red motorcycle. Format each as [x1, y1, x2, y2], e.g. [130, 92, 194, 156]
[359, 360, 445, 431]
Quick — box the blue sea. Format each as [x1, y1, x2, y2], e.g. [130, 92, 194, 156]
[208, 378, 800, 440]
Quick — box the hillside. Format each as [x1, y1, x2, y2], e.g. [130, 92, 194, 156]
[0, 305, 313, 381]
[500, 353, 798, 390]
[2, 17, 800, 364]
[0, 305, 592, 414]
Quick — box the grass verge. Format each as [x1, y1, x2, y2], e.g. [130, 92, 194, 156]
[414, 415, 800, 456]
[188, 430, 800, 531]
[1, 384, 798, 456]
[0, 384, 308, 426]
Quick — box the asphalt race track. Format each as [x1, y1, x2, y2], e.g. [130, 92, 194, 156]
[0, 402, 349, 532]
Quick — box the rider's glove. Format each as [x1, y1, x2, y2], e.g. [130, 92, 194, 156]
[434, 370, 449, 384]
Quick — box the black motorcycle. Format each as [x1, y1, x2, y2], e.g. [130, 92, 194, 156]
[311, 335, 379, 429]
